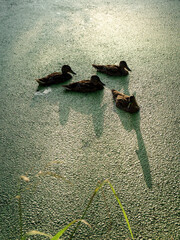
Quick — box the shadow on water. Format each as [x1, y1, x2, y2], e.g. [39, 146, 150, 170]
[32, 84, 107, 138]
[101, 72, 152, 188]
[32, 74, 152, 187]
[98, 73, 131, 96]
[114, 106, 152, 189]
[57, 72, 132, 137]
[58, 89, 107, 138]
[32, 72, 130, 138]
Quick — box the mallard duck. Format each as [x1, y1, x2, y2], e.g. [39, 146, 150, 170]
[112, 89, 139, 113]
[35, 65, 76, 86]
[92, 61, 131, 76]
[62, 75, 105, 92]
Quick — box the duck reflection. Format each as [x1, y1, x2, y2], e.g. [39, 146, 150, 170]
[115, 109, 152, 189]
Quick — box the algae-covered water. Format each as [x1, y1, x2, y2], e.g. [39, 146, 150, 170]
[0, 0, 180, 239]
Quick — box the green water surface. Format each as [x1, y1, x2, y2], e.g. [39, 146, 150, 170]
[0, 0, 179, 239]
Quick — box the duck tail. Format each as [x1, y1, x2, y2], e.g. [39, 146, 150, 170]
[35, 78, 41, 83]
[35, 78, 45, 85]
[111, 89, 119, 99]
[92, 64, 106, 73]
[92, 64, 102, 70]
[62, 85, 71, 90]
[111, 89, 118, 95]
[92, 64, 97, 68]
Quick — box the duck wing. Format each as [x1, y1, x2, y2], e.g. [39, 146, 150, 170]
[62, 80, 89, 91]
[92, 64, 119, 75]
[116, 95, 130, 108]
[46, 72, 61, 78]
[36, 72, 73, 85]
[63, 80, 102, 92]
[36, 72, 61, 85]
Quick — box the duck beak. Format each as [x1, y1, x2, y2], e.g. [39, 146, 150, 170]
[126, 65, 131, 71]
[100, 80, 105, 86]
[70, 69, 76, 75]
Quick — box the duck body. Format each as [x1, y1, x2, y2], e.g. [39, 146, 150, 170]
[112, 89, 140, 113]
[36, 65, 76, 86]
[62, 75, 105, 93]
[92, 61, 131, 76]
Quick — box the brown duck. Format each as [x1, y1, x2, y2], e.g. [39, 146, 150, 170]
[92, 61, 131, 76]
[62, 75, 105, 93]
[112, 89, 140, 113]
[35, 65, 76, 86]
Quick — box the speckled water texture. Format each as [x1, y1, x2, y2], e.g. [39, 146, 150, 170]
[0, 0, 179, 239]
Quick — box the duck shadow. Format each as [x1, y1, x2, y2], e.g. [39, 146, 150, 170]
[32, 83, 107, 138]
[96, 73, 131, 96]
[99, 73, 152, 188]
[57, 72, 131, 138]
[32, 74, 152, 187]
[58, 89, 107, 138]
[113, 104, 152, 189]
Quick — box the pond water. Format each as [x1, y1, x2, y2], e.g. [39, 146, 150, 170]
[0, 0, 179, 239]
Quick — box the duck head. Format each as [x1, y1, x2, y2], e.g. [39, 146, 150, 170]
[90, 75, 105, 86]
[130, 95, 136, 102]
[119, 61, 131, 71]
[129, 95, 140, 112]
[62, 65, 76, 75]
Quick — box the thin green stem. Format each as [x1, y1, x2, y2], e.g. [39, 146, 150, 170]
[69, 181, 105, 239]
[101, 187, 112, 234]
[18, 197, 23, 240]
[17, 182, 23, 240]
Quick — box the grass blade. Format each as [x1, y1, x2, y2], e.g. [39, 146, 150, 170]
[107, 180, 134, 240]
[22, 230, 52, 240]
[69, 179, 134, 239]
[51, 219, 90, 240]
[69, 181, 106, 239]
[15, 195, 23, 240]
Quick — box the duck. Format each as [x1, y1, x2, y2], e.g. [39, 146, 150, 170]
[112, 89, 140, 113]
[92, 61, 131, 76]
[62, 75, 105, 93]
[35, 65, 76, 86]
